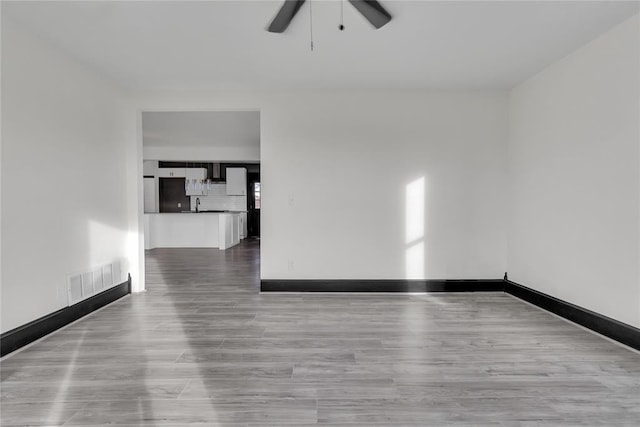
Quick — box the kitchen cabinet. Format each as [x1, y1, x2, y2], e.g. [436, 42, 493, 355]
[185, 168, 208, 196]
[157, 168, 186, 178]
[226, 167, 247, 196]
[218, 213, 241, 250]
[239, 212, 247, 239]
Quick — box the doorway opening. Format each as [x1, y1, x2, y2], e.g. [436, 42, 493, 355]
[139, 110, 261, 292]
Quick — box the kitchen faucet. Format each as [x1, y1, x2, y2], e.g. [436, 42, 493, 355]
[196, 198, 200, 213]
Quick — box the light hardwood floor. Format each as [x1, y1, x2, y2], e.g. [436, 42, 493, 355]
[1, 240, 639, 425]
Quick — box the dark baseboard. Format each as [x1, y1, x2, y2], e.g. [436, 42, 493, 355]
[262, 277, 640, 351]
[4, 273, 638, 355]
[261, 279, 505, 293]
[0, 276, 132, 357]
[505, 280, 640, 351]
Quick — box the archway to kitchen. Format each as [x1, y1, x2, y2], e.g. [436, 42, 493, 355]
[140, 110, 261, 291]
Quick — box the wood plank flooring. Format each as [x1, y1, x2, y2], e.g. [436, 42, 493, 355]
[1, 240, 639, 425]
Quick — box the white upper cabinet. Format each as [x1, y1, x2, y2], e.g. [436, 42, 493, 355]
[226, 168, 247, 196]
[157, 168, 186, 178]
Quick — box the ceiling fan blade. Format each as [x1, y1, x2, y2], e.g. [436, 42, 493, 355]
[348, 0, 392, 29]
[267, 0, 306, 33]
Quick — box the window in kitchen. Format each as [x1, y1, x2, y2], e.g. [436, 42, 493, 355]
[254, 182, 261, 209]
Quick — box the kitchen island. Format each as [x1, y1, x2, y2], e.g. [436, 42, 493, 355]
[144, 212, 245, 250]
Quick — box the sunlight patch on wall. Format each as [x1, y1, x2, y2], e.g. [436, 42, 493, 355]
[127, 229, 143, 292]
[405, 177, 426, 279]
[405, 241, 425, 279]
[405, 177, 425, 245]
[88, 220, 128, 269]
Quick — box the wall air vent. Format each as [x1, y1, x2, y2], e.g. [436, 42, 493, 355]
[102, 264, 113, 290]
[67, 260, 128, 306]
[81, 272, 93, 297]
[112, 262, 122, 287]
[68, 274, 83, 304]
[93, 267, 104, 292]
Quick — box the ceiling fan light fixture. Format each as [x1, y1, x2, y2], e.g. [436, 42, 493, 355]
[266, 0, 392, 34]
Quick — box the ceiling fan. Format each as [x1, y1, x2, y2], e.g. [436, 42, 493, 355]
[267, 0, 392, 33]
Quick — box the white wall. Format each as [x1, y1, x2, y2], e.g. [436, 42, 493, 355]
[508, 15, 640, 328]
[143, 160, 158, 176]
[136, 89, 509, 281]
[263, 91, 508, 280]
[1, 19, 135, 332]
[142, 110, 260, 162]
[142, 160, 159, 213]
[143, 145, 259, 162]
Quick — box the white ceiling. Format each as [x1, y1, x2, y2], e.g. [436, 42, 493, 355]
[142, 111, 260, 147]
[3, 1, 638, 90]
